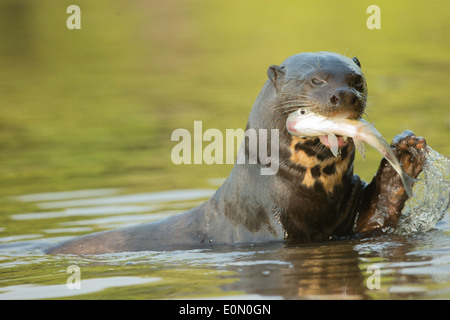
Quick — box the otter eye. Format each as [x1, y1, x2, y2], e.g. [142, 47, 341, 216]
[353, 75, 364, 89]
[311, 78, 325, 86]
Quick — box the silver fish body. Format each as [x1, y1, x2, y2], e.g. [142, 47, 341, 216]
[286, 109, 416, 197]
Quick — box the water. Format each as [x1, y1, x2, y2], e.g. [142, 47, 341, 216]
[0, 150, 449, 300]
[397, 148, 450, 234]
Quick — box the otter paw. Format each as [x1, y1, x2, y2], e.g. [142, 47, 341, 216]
[354, 131, 428, 234]
[370, 130, 427, 228]
[391, 130, 428, 179]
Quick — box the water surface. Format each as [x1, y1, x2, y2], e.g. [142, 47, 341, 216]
[1, 180, 449, 300]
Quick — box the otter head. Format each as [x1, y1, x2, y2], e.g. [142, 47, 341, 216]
[263, 52, 366, 187]
[268, 52, 367, 120]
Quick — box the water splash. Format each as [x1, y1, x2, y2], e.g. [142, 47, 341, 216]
[396, 147, 450, 235]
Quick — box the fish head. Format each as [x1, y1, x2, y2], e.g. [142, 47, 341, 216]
[286, 108, 350, 154]
[285, 108, 330, 136]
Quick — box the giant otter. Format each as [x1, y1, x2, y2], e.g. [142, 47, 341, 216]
[47, 52, 427, 255]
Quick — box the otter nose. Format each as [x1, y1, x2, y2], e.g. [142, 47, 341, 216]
[330, 90, 359, 107]
[330, 94, 339, 105]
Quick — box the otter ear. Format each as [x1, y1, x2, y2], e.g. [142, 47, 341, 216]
[267, 65, 285, 85]
[352, 57, 361, 68]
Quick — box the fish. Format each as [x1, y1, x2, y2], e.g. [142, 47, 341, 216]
[286, 108, 416, 197]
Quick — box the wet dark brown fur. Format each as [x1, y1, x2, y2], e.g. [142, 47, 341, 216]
[46, 52, 427, 255]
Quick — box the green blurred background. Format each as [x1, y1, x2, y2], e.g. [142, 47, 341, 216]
[1, 0, 449, 199]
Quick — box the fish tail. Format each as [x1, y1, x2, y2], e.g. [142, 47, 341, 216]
[402, 172, 418, 198]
